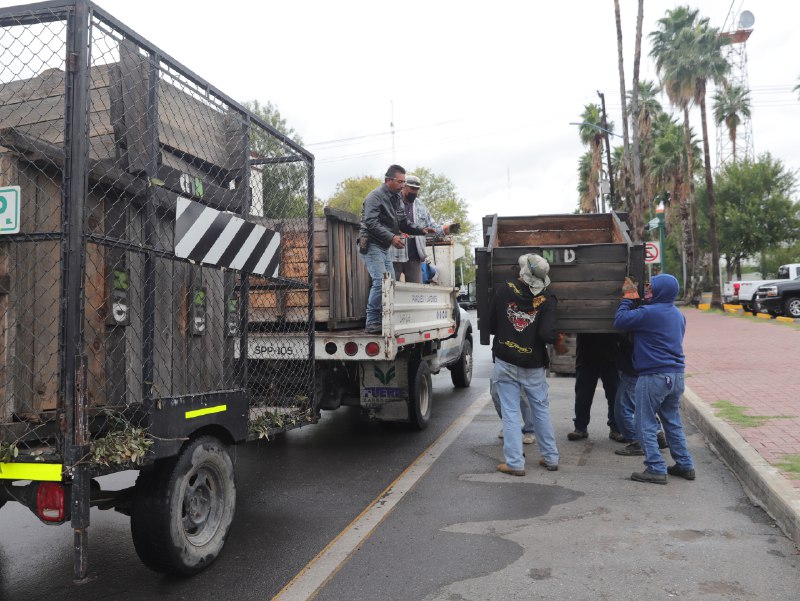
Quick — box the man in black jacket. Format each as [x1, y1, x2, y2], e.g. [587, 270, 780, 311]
[490, 253, 564, 475]
[359, 165, 432, 333]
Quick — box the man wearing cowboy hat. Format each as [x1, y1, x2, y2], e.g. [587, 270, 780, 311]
[391, 174, 458, 283]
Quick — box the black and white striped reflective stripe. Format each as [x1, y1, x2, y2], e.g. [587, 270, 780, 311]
[174, 197, 281, 277]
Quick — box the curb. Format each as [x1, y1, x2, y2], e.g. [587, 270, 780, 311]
[682, 386, 800, 547]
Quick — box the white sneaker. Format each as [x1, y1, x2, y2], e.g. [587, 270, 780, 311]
[498, 428, 504, 439]
[522, 433, 536, 445]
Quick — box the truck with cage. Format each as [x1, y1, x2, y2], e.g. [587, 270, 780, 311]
[0, 0, 318, 580]
[475, 211, 645, 342]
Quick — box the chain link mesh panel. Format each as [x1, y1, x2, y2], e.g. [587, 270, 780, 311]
[0, 2, 315, 475]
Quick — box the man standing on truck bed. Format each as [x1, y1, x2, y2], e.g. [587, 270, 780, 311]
[614, 274, 695, 484]
[391, 174, 457, 283]
[490, 253, 563, 475]
[359, 165, 433, 334]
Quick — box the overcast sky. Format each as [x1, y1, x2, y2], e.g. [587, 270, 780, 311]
[4, 0, 798, 232]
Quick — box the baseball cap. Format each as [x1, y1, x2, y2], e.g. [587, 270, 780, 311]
[405, 175, 421, 189]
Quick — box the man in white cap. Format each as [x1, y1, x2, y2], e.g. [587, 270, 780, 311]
[391, 174, 458, 283]
[489, 253, 565, 475]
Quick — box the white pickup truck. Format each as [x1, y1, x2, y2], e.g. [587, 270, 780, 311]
[243, 241, 473, 429]
[724, 263, 800, 314]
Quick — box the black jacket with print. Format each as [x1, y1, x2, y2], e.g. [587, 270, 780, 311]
[489, 279, 558, 368]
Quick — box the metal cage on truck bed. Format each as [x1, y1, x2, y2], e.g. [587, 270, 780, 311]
[476, 211, 645, 341]
[0, 0, 315, 578]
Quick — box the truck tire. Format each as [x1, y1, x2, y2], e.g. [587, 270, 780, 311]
[450, 339, 473, 388]
[408, 360, 432, 430]
[131, 436, 236, 576]
[783, 297, 800, 319]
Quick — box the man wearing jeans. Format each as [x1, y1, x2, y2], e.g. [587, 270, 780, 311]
[489, 253, 564, 476]
[358, 165, 432, 334]
[613, 273, 695, 484]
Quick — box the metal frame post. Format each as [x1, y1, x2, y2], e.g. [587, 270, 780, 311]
[62, 0, 91, 581]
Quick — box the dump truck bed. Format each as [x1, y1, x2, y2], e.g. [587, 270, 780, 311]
[476, 211, 644, 341]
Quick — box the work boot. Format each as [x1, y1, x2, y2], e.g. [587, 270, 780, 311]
[631, 469, 667, 485]
[538, 458, 558, 471]
[522, 432, 536, 445]
[615, 442, 644, 456]
[657, 431, 669, 449]
[667, 464, 696, 480]
[497, 463, 525, 476]
[609, 428, 625, 442]
[567, 430, 588, 441]
[365, 323, 382, 334]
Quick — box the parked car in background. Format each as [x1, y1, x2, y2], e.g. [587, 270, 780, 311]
[754, 276, 800, 319]
[726, 263, 800, 314]
[457, 281, 477, 310]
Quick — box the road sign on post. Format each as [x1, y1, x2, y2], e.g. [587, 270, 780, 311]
[645, 241, 661, 264]
[0, 186, 20, 234]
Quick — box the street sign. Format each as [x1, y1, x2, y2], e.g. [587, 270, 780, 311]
[647, 217, 659, 231]
[0, 186, 20, 234]
[645, 241, 661, 264]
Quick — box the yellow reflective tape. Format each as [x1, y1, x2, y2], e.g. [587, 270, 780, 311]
[185, 404, 227, 419]
[0, 462, 63, 481]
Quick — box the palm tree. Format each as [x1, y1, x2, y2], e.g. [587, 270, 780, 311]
[577, 151, 593, 212]
[713, 83, 751, 162]
[628, 80, 663, 216]
[650, 6, 702, 302]
[613, 0, 633, 217]
[629, 0, 646, 241]
[578, 103, 608, 213]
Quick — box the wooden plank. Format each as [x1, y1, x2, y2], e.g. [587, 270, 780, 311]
[490, 244, 628, 265]
[83, 187, 107, 407]
[548, 262, 628, 282]
[0, 65, 112, 105]
[0, 153, 18, 420]
[0, 85, 111, 131]
[556, 299, 619, 318]
[499, 228, 611, 246]
[495, 213, 611, 232]
[125, 201, 145, 406]
[556, 317, 619, 334]
[119, 38, 154, 173]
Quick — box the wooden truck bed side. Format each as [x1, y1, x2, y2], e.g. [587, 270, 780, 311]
[477, 211, 644, 343]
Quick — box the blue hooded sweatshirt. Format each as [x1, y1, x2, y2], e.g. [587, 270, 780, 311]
[613, 274, 685, 375]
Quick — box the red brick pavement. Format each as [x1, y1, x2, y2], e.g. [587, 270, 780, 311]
[682, 308, 800, 487]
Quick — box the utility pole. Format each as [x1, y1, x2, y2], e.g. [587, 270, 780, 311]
[597, 91, 615, 207]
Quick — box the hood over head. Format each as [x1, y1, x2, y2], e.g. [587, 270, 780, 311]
[649, 274, 679, 303]
[518, 253, 551, 296]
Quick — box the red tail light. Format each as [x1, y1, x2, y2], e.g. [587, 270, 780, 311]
[344, 341, 358, 356]
[365, 342, 380, 357]
[36, 482, 66, 523]
[733, 283, 740, 295]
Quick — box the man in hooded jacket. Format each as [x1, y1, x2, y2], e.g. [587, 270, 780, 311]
[614, 273, 696, 484]
[490, 253, 564, 475]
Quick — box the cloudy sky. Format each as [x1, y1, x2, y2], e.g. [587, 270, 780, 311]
[4, 0, 798, 232]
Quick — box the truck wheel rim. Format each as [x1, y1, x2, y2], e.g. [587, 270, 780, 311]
[419, 376, 431, 417]
[790, 299, 800, 317]
[182, 465, 225, 546]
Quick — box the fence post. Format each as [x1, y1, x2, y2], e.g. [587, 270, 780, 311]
[63, 0, 91, 582]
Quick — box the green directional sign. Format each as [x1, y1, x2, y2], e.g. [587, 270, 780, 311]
[0, 186, 20, 234]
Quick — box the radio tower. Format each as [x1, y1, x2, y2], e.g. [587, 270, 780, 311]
[716, 8, 755, 167]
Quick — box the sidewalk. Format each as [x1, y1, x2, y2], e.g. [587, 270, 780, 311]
[680, 306, 800, 544]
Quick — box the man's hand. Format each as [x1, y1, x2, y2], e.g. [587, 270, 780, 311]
[622, 276, 640, 299]
[422, 227, 436, 235]
[554, 332, 568, 355]
[391, 235, 406, 249]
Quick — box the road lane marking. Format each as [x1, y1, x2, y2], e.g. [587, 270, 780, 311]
[272, 393, 490, 601]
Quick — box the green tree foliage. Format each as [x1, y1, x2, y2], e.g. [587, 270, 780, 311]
[326, 175, 382, 216]
[244, 100, 309, 219]
[711, 154, 800, 279]
[577, 103, 608, 213]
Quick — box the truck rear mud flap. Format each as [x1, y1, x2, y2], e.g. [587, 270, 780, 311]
[360, 358, 410, 422]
